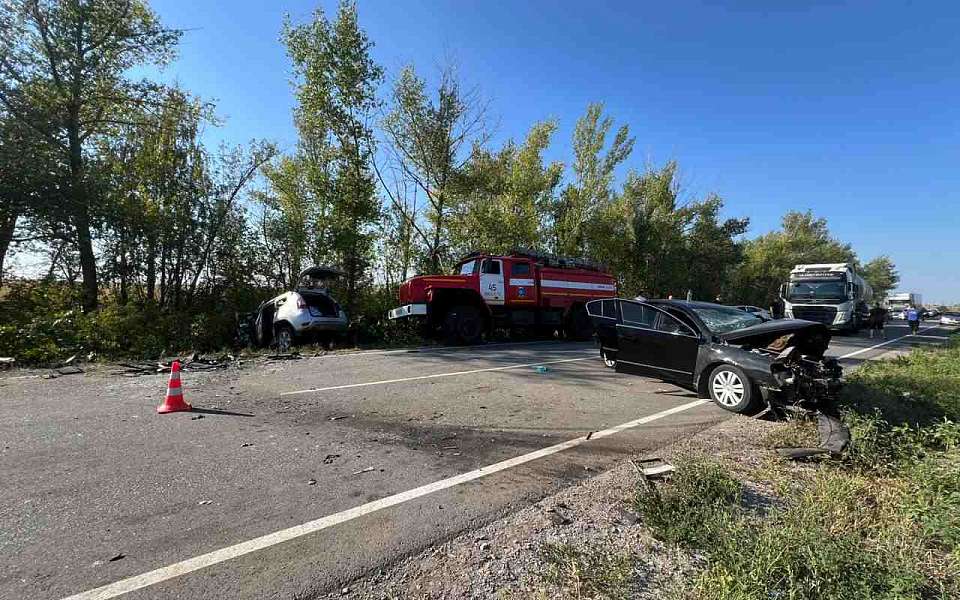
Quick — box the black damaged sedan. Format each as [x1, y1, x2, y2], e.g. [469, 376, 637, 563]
[586, 299, 842, 414]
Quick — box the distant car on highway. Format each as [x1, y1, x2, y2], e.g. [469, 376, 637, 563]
[586, 299, 842, 414]
[253, 267, 349, 353]
[940, 312, 960, 326]
[735, 305, 773, 321]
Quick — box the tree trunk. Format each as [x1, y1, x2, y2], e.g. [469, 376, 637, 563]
[68, 116, 98, 312]
[0, 210, 18, 287]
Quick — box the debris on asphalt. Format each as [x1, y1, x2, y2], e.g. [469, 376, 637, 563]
[108, 553, 125, 562]
[533, 365, 549, 373]
[585, 431, 594, 440]
[0, 357, 14, 370]
[190, 415, 204, 420]
[240, 443, 254, 448]
[198, 500, 212, 505]
[266, 352, 302, 361]
[56, 365, 84, 375]
[328, 415, 348, 421]
[323, 454, 340, 464]
[352, 467, 375, 475]
[634, 457, 676, 479]
[63, 354, 77, 365]
[308, 479, 318, 485]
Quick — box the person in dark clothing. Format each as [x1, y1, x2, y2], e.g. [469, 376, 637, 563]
[868, 303, 887, 339]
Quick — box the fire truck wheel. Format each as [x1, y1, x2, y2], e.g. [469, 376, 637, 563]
[564, 305, 593, 341]
[444, 305, 484, 345]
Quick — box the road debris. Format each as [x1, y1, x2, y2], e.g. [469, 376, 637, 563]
[308, 479, 318, 485]
[190, 415, 204, 420]
[352, 467, 375, 475]
[108, 553, 125, 562]
[198, 500, 212, 505]
[240, 443, 254, 448]
[323, 454, 340, 464]
[635, 457, 675, 479]
[0, 357, 14, 370]
[533, 365, 549, 373]
[585, 431, 594, 440]
[328, 415, 348, 421]
[776, 412, 851, 460]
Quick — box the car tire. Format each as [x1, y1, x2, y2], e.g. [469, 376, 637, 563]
[707, 364, 758, 414]
[444, 305, 484, 345]
[601, 349, 617, 368]
[275, 323, 295, 354]
[564, 305, 593, 341]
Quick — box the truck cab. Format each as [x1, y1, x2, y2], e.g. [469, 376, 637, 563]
[780, 263, 872, 331]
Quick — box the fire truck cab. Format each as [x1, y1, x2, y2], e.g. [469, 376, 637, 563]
[388, 251, 617, 344]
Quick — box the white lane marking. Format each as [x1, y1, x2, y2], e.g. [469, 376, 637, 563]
[62, 398, 711, 600]
[910, 335, 950, 340]
[307, 339, 584, 360]
[280, 356, 594, 396]
[835, 325, 939, 360]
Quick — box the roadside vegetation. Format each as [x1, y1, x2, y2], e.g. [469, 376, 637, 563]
[0, 0, 904, 365]
[539, 337, 960, 599]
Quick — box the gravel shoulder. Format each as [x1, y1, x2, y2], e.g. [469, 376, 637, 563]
[326, 414, 783, 599]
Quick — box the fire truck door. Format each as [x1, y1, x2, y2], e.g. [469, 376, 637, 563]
[480, 258, 505, 305]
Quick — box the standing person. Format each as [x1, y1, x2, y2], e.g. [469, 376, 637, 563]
[906, 305, 920, 334]
[869, 303, 887, 339]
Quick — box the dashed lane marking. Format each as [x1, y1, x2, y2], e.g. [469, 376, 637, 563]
[279, 355, 595, 396]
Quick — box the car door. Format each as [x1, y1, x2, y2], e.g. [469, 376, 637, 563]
[615, 301, 699, 384]
[479, 258, 505, 305]
[505, 259, 535, 305]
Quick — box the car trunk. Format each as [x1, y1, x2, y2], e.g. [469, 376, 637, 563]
[301, 292, 340, 317]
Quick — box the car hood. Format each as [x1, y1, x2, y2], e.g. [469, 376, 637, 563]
[719, 319, 832, 359]
[720, 319, 828, 342]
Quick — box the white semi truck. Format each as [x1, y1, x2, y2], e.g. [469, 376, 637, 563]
[780, 263, 873, 331]
[885, 292, 923, 318]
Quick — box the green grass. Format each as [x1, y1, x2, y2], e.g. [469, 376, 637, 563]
[538, 542, 635, 600]
[629, 336, 960, 600]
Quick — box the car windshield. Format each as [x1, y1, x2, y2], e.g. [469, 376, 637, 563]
[788, 280, 846, 301]
[689, 304, 764, 334]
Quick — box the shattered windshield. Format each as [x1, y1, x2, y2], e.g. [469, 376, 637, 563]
[788, 280, 846, 301]
[689, 304, 764, 334]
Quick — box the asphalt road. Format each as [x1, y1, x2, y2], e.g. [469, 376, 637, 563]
[0, 321, 952, 600]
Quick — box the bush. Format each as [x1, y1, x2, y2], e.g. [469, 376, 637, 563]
[635, 458, 960, 600]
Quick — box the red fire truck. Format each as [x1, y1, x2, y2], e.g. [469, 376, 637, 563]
[388, 251, 618, 344]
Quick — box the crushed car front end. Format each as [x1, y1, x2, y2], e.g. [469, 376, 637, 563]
[705, 320, 844, 409]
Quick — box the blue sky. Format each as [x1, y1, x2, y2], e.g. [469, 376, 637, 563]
[149, 0, 959, 303]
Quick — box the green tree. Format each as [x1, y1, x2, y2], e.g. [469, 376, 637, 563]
[449, 120, 563, 255]
[551, 103, 634, 256]
[380, 63, 487, 273]
[0, 0, 181, 310]
[861, 255, 899, 302]
[733, 211, 857, 307]
[282, 0, 383, 316]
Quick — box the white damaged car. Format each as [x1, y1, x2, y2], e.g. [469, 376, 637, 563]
[253, 267, 349, 352]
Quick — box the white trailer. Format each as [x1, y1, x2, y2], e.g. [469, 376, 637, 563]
[780, 263, 873, 331]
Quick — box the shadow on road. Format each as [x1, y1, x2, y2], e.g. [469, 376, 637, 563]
[190, 407, 256, 417]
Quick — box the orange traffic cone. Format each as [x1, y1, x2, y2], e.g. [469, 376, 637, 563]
[157, 360, 192, 414]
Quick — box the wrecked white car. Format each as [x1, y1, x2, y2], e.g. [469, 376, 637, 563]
[588, 299, 843, 414]
[253, 267, 349, 352]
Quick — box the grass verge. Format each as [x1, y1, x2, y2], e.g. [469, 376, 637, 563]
[541, 336, 960, 599]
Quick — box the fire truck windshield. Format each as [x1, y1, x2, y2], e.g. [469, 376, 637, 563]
[458, 260, 477, 275]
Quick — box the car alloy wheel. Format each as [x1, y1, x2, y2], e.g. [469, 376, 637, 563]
[712, 369, 745, 408]
[276, 325, 294, 354]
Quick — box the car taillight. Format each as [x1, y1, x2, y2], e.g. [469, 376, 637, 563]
[297, 296, 307, 309]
